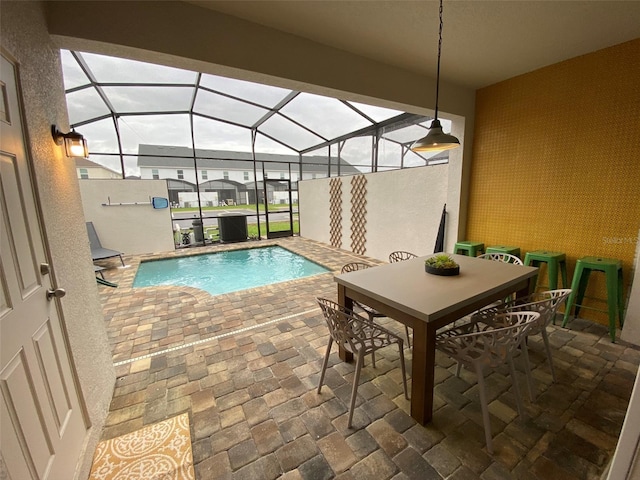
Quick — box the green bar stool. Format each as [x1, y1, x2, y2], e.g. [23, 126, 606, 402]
[454, 241, 485, 257]
[486, 245, 521, 258]
[562, 256, 624, 342]
[524, 250, 568, 291]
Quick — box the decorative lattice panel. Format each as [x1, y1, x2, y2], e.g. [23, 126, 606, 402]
[350, 175, 367, 255]
[329, 178, 342, 248]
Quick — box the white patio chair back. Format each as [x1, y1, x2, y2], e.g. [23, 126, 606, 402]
[478, 252, 523, 265]
[316, 297, 408, 428]
[472, 289, 572, 383]
[476, 253, 524, 304]
[341, 262, 373, 273]
[437, 312, 538, 370]
[436, 311, 540, 453]
[388, 251, 418, 263]
[501, 289, 572, 332]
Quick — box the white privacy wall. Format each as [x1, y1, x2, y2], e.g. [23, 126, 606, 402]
[299, 165, 450, 262]
[299, 178, 332, 245]
[79, 179, 175, 256]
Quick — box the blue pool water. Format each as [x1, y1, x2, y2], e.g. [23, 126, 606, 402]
[133, 246, 329, 296]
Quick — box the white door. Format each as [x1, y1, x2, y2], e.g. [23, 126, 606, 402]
[1, 54, 87, 479]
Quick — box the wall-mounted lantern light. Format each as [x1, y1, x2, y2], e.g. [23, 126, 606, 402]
[51, 125, 89, 158]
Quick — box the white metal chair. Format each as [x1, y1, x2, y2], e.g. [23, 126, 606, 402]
[316, 297, 408, 428]
[471, 289, 572, 384]
[478, 252, 523, 265]
[388, 250, 418, 263]
[436, 311, 540, 453]
[477, 252, 524, 303]
[341, 262, 412, 348]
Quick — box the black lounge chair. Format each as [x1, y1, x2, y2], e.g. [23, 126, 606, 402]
[86, 222, 124, 266]
[94, 265, 106, 279]
[96, 276, 118, 288]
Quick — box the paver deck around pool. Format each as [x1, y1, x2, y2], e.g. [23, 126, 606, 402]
[96, 236, 640, 480]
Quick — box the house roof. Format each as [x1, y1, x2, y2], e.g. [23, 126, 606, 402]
[137, 144, 363, 174]
[75, 157, 107, 168]
[75, 157, 121, 175]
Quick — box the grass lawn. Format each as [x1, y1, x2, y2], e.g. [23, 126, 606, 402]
[202, 219, 299, 240]
[174, 203, 297, 213]
[247, 220, 300, 237]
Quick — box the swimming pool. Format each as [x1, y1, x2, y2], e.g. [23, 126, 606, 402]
[133, 246, 329, 296]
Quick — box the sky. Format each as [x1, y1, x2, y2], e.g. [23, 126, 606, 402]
[61, 50, 450, 177]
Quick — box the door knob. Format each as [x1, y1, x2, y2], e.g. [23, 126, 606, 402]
[46, 288, 66, 300]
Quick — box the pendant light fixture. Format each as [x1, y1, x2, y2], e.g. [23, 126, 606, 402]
[411, 0, 460, 152]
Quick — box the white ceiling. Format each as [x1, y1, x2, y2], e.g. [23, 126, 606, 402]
[188, 0, 640, 89]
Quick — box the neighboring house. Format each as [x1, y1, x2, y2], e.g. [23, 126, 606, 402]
[137, 144, 361, 206]
[137, 144, 360, 183]
[75, 158, 122, 179]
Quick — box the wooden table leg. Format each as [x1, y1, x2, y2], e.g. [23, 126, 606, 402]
[337, 284, 354, 363]
[516, 276, 536, 299]
[409, 320, 436, 424]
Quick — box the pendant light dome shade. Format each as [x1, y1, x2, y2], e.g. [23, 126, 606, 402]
[411, 0, 460, 153]
[411, 119, 459, 152]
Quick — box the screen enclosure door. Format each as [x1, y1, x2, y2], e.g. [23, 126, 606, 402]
[263, 179, 293, 239]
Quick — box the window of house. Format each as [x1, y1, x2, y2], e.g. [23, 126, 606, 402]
[201, 170, 208, 180]
[79, 168, 88, 179]
[243, 171, 249, 181]
[177, 169, 184, 179]
[152, 169, 159, 179]
[280, 172, 285, 179]
[223, 171, 229, 180]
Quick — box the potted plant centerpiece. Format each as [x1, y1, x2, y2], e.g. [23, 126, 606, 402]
[425, 254, 460, 276]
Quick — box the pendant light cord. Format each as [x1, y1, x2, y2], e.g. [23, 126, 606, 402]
[434, 0, 444, 121]
[410, 0, 460, 151]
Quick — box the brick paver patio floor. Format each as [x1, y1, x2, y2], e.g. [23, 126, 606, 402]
[96, 237, 640, 480]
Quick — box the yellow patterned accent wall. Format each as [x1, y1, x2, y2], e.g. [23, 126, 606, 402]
[467, 39, 640, 325]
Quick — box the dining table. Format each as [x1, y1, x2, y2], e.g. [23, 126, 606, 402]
[334, 253, 538, 425]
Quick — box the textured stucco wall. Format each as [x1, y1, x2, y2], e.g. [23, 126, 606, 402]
[299, 165, 450, 262]
[299, 179, 332, 246]
[366, 166, 450, 260]
[0, 2, 115, 479]
[79, 179, 175, 255]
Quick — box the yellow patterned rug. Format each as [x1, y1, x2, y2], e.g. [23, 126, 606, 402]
[89, 413, 194, 480]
